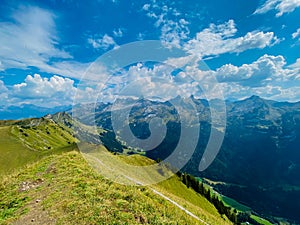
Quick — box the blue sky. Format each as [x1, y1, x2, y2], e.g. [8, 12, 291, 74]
[0, 0, 300, 107]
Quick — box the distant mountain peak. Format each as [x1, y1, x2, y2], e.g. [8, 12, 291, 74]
[248, 95, 261, 100]
[241, 95, 265, 102]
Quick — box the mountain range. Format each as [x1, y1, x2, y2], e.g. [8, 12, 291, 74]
[71, 95, 300, 224]
[0, 110, 234, 225]
[1, 95, 299, 223]
[0, 104, 71, 120]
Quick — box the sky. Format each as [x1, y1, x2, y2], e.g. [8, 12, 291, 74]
[0, 0, 300, 108]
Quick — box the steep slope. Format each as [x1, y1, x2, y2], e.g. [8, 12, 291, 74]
[0, 114, 232, 224]
[0, 151, 232, 225]
[74, 96, 300, 223]
[0, 115, 78, 175]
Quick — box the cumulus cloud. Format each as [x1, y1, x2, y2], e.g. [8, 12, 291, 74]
[215, 54, 287, 85]
[85, 59, 224, 103]
[13, 74, 76, 104]
[56, 52, 300, 105]
[254, 0, 300, 17]
[289, 58, 300, 69]
[79, 51, 300, 103]
[211, 55, 300, 101]
[143, 6, 278, 56]
[184, 20, 278, 58]
[88, 34, 118, 50]
[0, 74, 109, 107]
[270, 86, 300, 101]
[100, 63, 181, 101]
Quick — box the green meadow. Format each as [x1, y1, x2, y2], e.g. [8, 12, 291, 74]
[0, 116, 232, 225]
[0, 117, 77, 175]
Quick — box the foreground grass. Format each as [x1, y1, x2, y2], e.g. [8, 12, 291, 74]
[155, 177, 232, 224]
[0, 151, 232, 225]
[118, 154, 232, 224]
[0, 114, 231, 224]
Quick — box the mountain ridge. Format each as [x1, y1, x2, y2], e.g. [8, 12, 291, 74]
[1, 95, 299, 223]
[0, 115, 233, 225]
[70, 95, 300, 224]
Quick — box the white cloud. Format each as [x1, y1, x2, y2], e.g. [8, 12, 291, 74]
[0, 6, 71, 71]
[288, 58, 300, 69]
[184, 20, 278, 58]
[84, 62, 185, 102]
[0, 80, 8, 92]
[0, 74, 107, 107]
[254, 0, 300, 17]
[137, 32, 145, 40]
[271, 86, 300, 101]
[218, 82, 251, 100]
[142, 4, 151, 11]
[87, 60, 223, 102]
[0, 61, 4, 71]
[88, 34, 118, 50]
[287, 58, 300, 80]
[66, 53, 300, 104]
[13, 74, 76, 103]
[39, 61, 89, 80]
[0, 80, 8, 105]
[254, 0, 280, 15]
[0, 6, 91, 80]
[159, 18, 190, 48]
[113, 28, 124, 37]
[292, 28, 300, 40]
[211, 54, 300, 101]
[0, 80, 8, 94]
[143, 3, 190, 48]
[215, 54, 287, 85]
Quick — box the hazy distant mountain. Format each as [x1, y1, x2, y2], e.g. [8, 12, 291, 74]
[0, 104, 71, 120]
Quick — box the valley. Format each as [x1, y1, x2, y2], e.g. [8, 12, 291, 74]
[1, 0, 299, 224]
[1, 95, 299, 224]
[71, 95, 300, 224]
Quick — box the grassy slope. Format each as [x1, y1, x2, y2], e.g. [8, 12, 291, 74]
[0, 126, 39, 175]
[0, 117, 77, 175]
[221, 195, 251, 212]
[0, 115, 231, 224]
[250, 215, 273, 225]
[156, 177, 231, 224]
[10, 117, 77, 151]
[0, 151, 232, 225]
[119, 154, 231, 224]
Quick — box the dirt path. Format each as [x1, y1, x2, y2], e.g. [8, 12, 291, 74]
[122, 173, 210, 224]
[90, 155, 211, 224]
